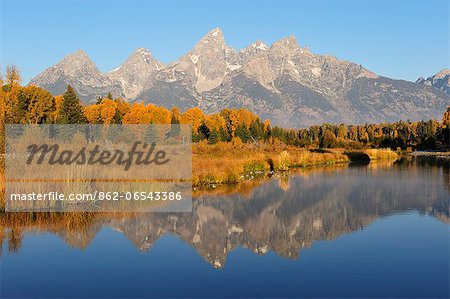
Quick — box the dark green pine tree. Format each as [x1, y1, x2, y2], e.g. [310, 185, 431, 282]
[113, 109, 122, 124]
[234, 124, 251, 143]
[197, 122, 210, 140]
[192, 131, 201, 143]
[208, 129, 220, 144]
[249, 120, 264, 141]
[219, 126, 230, 142]
[57, 85, 87, 124]
[169, 114, 181, 137]
[17, 89, 30, 121]
[145, 123, 159, 143]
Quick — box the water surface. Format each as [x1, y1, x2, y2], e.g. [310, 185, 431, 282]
[1, 158, 449, 298]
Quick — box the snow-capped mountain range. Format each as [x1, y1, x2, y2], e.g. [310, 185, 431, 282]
[30, 28, 449, 127]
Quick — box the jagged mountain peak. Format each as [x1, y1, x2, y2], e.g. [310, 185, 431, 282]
[30, 49, 101, 83]
[66, 49, 89, 59]
[434, 68, 450, 79]
[161, 28, 230, 93]
[415, 77, 426, 84]
[110, 47, 164, 72]
[204, 27, 224, 39]
[130, 48, 163, 67]
[108, 48, 164, 99]
[30, 29, 449, 127]
[29, 48, 123, 101]
[272, 35, 299, 50]
[193, 27, 226, 54]
[135, 47, 151, 54]
[252, 40, 269, 50]
[417, 69, 450, 82]
[416, 68, 450, 95]
[240, 40, 269, 54]
[60, 50, 96, 67]
[130, 48, 153, 61]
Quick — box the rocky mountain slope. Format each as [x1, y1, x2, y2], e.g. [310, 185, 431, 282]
[416, 69, 450, 95]
[108, 48, 164, 99]
[30, 28, 450, 127]
[30, 50, 123, 101]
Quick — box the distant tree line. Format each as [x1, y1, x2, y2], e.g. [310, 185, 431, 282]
[1, 66, 449, 151]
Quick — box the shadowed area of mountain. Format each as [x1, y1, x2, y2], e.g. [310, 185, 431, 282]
[347, 77, 449, 123]
[135, 80, 199, 108]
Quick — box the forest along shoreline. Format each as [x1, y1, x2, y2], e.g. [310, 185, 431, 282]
[1, 74, 449, 195]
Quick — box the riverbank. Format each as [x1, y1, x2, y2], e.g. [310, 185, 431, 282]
[192, 142, 398, 186]
[409, 151, 450, 160]
[0, 145, 398, 209]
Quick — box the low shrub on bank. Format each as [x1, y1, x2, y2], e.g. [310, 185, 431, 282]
[275, 151, 291, 171]
[363, 148, 398, 161]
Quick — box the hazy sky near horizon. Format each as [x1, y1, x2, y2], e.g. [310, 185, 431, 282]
[0, 0, 448, 83]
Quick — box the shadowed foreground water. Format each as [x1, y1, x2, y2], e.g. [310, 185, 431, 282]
[1, 158, 449, 298]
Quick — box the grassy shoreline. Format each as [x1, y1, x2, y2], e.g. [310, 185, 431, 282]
[408, 151, 450, 160]
[192, 142, 398, 186]
[0, 145, 398, 207]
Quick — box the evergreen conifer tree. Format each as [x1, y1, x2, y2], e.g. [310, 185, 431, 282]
[57, 85, 87, 124]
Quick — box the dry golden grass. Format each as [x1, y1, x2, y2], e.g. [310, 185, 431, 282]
[193, 142, 398, 186]
[192, 141, 268, 185]
[287, 148, 349, 167]
[363, 148, 399, 161]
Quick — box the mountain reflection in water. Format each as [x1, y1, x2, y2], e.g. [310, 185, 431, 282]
[1, 158, 449, 269]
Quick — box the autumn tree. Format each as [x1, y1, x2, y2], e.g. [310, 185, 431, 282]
[0, 87, 5, 156]
[85, 98, 128, 124]
[5, 65, 21, 87]
[2, 87, 20, 123]
[122, 103, 151, 124]
[320, 129, 337, 148]
[204, 113, 225, 131]
[1, 77, 447, 151]
[442, 107, 450, 127]
[114, 98, 131, 121]
[84, 104, 102, 124]
[180, 107, 204, 132]
[442, 107, 450, 149]
[17, 86, 56, 123]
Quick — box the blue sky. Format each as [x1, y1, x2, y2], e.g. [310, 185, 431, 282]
[0, 0, 448, 83]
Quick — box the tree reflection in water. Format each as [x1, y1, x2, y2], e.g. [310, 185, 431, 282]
[1, 158, 449, 268]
